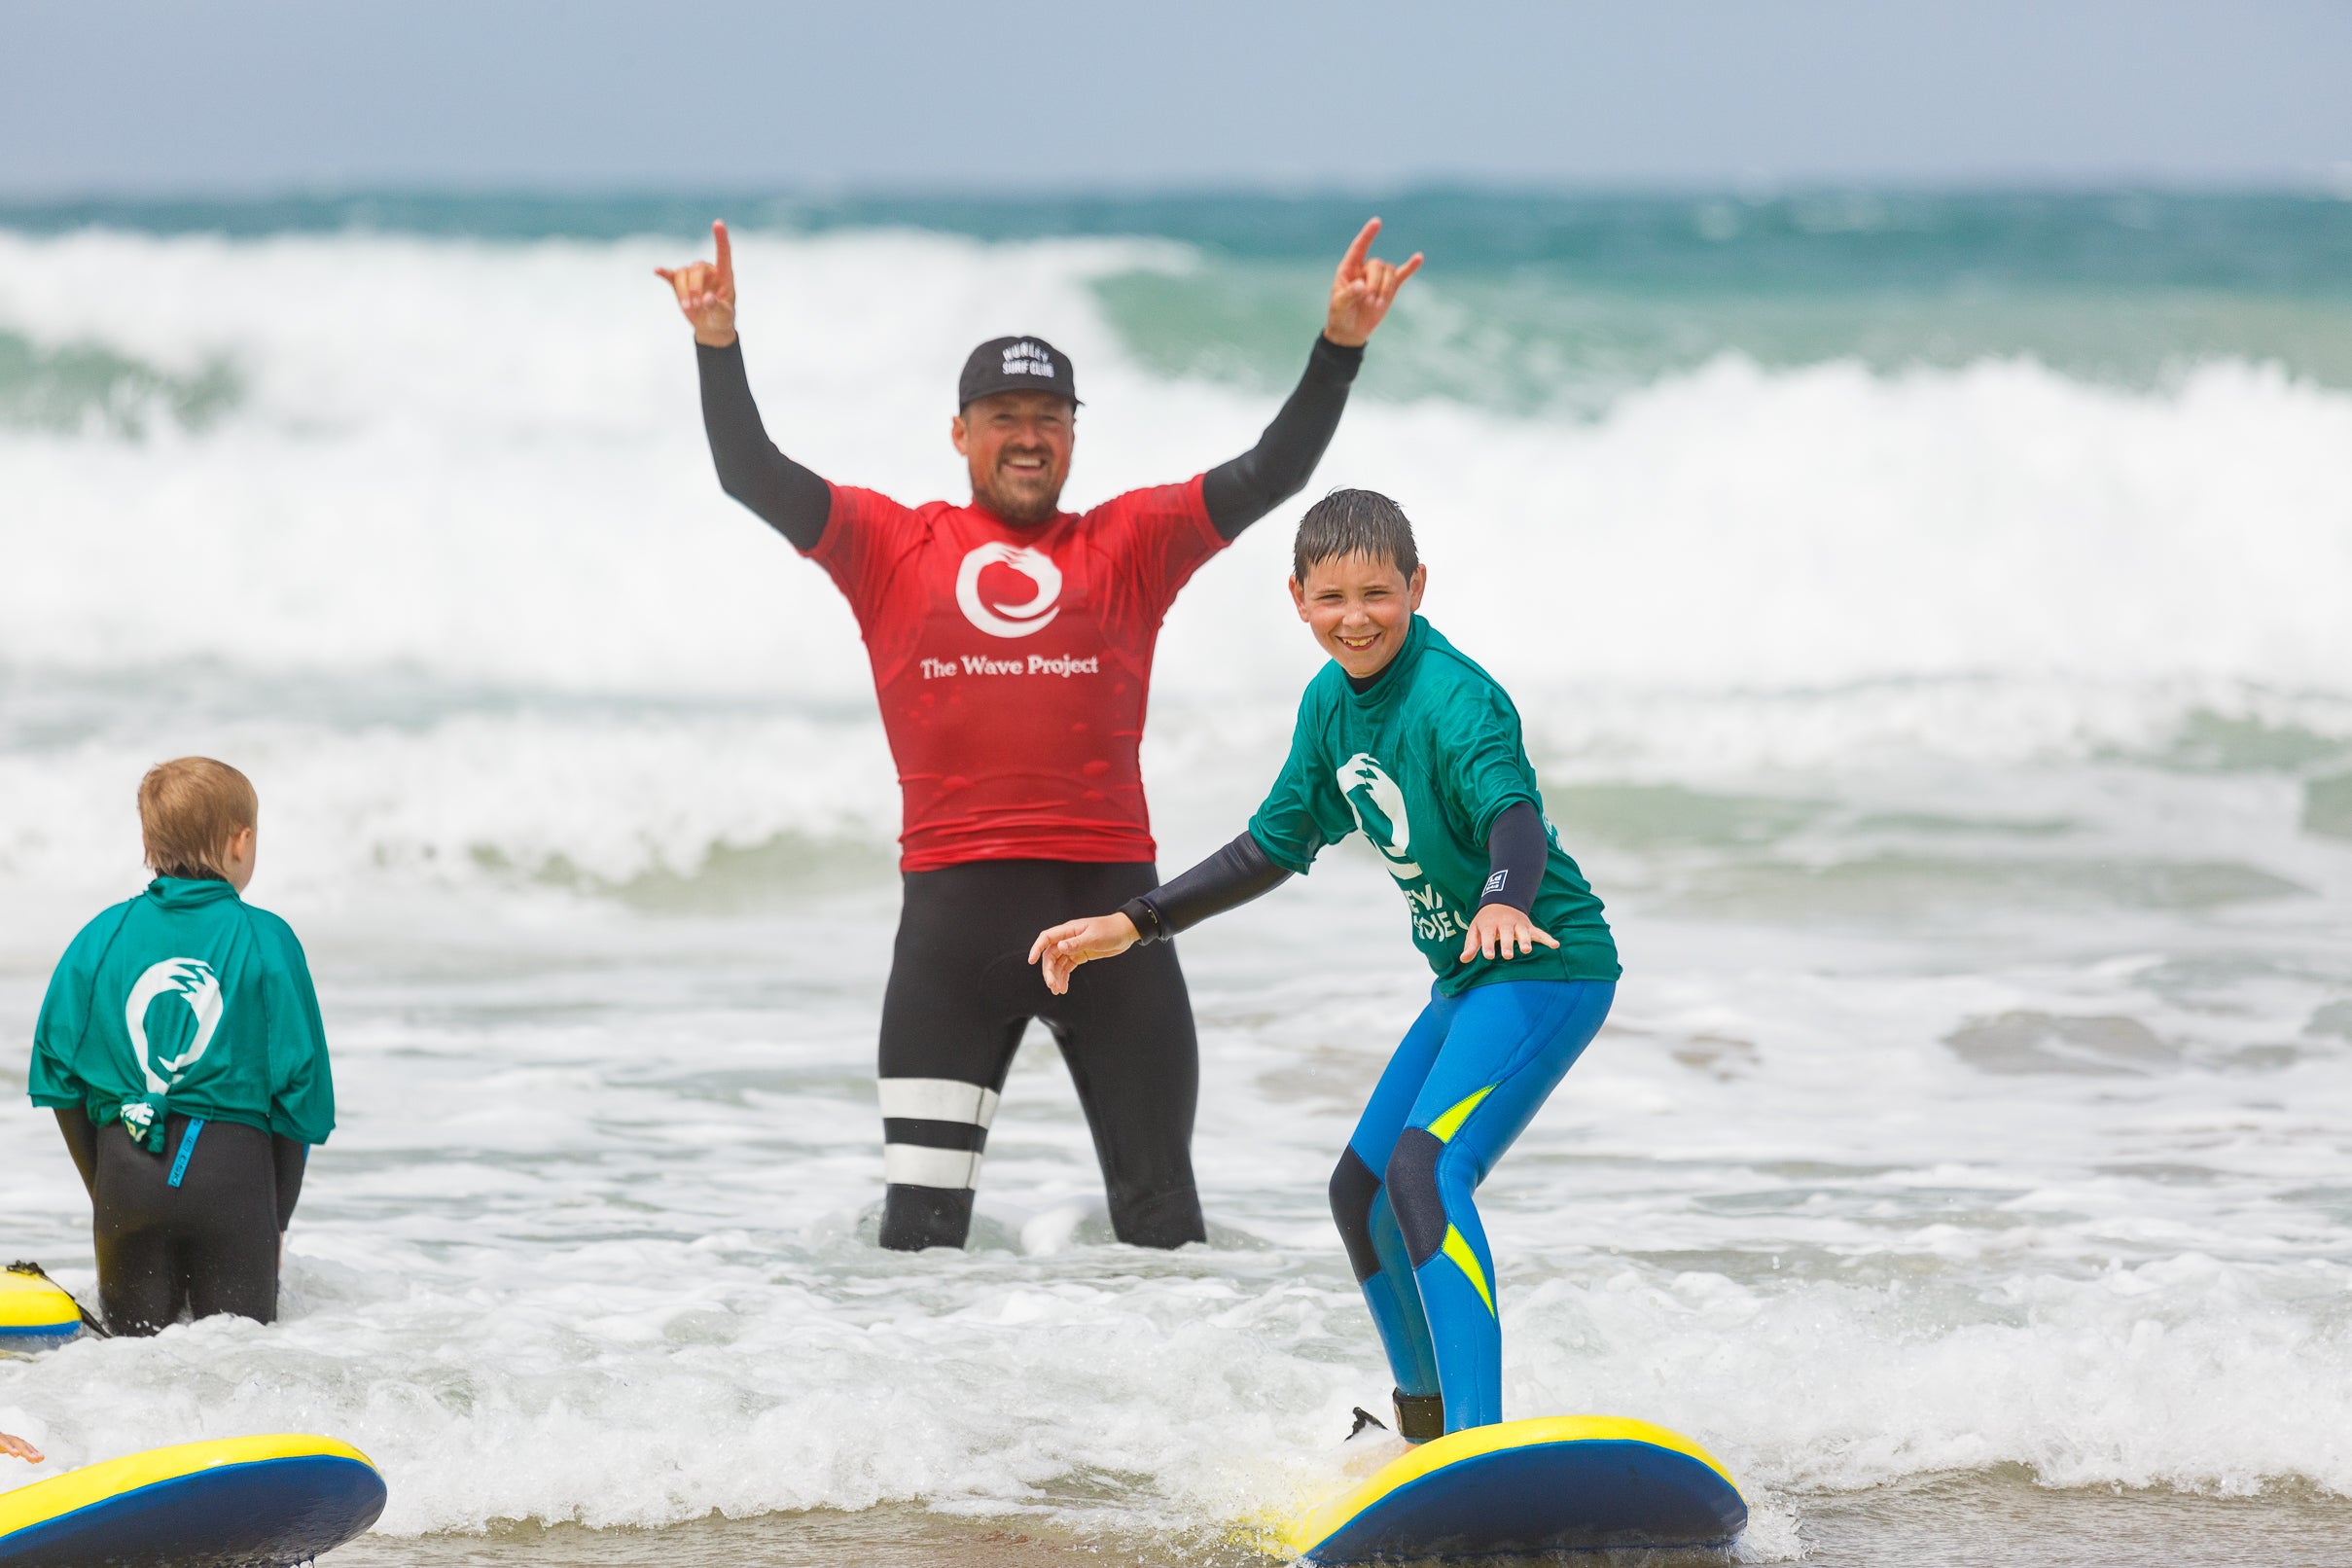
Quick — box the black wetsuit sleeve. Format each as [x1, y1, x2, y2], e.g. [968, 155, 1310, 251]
[1479, 800, 1547, 915]
[1201, 335, 1365, 541]
[271, 1135, 307, 1231]
[697, 338, 834, 552]
[1120, 832, 1294, 943]
[54, 1108, 97, 1199]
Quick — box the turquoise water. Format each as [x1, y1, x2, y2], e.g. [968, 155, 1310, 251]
[5, 190, 2351, 426]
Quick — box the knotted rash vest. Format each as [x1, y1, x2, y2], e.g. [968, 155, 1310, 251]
[29, 876, 336, 1148]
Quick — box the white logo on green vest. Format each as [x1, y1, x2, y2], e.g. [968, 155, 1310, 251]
[125, 957, 224, 1092]
[1335, 752, 1423, 880]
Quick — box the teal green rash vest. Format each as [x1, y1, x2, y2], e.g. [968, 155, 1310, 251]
[1247, 615, 1621, 996]
[28, 876, 337, 1148]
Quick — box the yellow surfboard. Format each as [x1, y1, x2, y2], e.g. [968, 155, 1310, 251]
[1285, 1414, 1746, 1563]
[0, 1434, 385, 1566]
[0, 1271, 80, 1350]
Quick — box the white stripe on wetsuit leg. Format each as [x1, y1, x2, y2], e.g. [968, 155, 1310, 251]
[878, 1078, 1002, 1128]
[883, 1144, 985, 1190]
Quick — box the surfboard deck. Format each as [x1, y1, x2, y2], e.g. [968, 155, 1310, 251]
[0, 1434, 386, 1567]
[1286, 1414, 1745, 1562]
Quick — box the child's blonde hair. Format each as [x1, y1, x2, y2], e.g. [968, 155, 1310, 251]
[138, 758, 258, 881]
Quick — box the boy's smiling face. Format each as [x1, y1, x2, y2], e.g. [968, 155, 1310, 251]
[1290, 551, 1428, 681]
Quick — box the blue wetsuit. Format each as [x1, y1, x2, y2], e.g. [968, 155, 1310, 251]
[1336, 978, 1614, 1429]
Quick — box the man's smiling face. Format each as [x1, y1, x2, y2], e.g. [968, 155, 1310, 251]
[952, 390, 1075, 524]
[1290, 551, 1428, 681]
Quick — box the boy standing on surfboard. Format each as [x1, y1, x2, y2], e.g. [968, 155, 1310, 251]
[1030, 489, 1618, 1441]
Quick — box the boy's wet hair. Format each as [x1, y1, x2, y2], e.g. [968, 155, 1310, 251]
[139, 758, 258, 881]
[1293, 488, 1420, 584]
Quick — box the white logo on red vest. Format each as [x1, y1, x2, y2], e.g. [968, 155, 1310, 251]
[955, 542, 1062, 638]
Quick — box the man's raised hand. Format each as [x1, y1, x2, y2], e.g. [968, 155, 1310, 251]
[1325, 217, 1423, 348]
[656, 220, 738, 347]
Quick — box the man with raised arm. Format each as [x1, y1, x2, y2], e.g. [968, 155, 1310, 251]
[659, 218, 1420, 1251]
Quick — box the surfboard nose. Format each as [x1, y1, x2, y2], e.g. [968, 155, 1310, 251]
[0, 1434, 388, 1567]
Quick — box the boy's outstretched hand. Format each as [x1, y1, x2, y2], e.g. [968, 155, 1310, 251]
[1029, 912, 1141, 995]
[1461, 905, 1561, 964]
[0, 1431, 43, 1463]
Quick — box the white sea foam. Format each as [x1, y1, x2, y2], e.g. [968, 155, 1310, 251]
[6, 876, 2351, 1539]
[4, 227, 2351, 699]
[5, 225, 2352, 1550]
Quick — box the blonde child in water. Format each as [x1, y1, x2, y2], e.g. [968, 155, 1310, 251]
[29, 759, 336, 1336]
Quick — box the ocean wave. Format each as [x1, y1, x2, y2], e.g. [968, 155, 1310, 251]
[0, 328, 240, 435]
[1, 676, 2343, 929]
[3, 224, 2350, 698]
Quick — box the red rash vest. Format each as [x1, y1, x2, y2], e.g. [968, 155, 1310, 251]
[808, 480, 1226, 871]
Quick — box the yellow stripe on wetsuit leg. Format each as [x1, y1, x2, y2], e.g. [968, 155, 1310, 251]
[1420, 1087, 1499, 1314]
[1426, 1085, 1492, 1143]
[1440, 1225, 1494, 1315]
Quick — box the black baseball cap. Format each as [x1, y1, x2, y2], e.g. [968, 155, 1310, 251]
[959, 336, 1079, 410]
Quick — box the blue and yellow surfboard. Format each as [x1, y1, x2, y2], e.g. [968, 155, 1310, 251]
[1285, 1415, 1746, 1562]
[0, 1434, 386, 1566]
[0, 1273, 80, 1351]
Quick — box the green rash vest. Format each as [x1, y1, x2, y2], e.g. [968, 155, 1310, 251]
[1248, 616, 1620, 995]
[29, 876, 336, 1149]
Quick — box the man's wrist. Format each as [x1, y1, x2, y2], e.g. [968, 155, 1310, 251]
[694, 326, 739, 349]
[1311, 332, 1367, 376]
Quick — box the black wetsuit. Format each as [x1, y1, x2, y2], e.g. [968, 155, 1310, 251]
[58, 1108, 306, 1336]
[878, 860, 1204, 1247]
[699, 335, 1362, 1250]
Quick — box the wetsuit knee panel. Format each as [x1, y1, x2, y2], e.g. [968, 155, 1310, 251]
[1384, 1128, 1448, 1268]
[1329, 1147, 1384, 1282]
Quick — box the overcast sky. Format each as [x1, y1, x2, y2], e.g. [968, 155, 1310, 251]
[3, 0, 2348, 194]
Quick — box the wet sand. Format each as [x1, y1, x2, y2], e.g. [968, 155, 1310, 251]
[332, 1469, 2352, 1567]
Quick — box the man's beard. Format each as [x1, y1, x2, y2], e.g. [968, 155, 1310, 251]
[979, 464, 1063, 523]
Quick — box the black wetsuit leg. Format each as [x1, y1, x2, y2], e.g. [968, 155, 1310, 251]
[1042, 922, 1206, 1248]
[92, 1114, 280, 1336]
[875, 880, 1029, 1250]
[877, 860, 1206, 1252]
